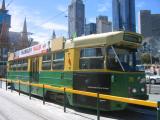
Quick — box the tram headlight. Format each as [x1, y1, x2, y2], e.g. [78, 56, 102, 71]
[141, 88, 145, 92]
[132, 88, 137, 93]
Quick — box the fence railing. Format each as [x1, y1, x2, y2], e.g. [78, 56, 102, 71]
[0, 78, 159, 120]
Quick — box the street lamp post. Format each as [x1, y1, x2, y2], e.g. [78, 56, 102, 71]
[148, 44, 152, 65]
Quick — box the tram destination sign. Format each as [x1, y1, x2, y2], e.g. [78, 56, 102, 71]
[14, 41, 51, 59]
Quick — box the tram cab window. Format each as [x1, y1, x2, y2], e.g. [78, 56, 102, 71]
[42, 54, 52, 70]
[107, 47, 136, 71]
[80, 48, 104, 69]
[52, 51, 64, 70]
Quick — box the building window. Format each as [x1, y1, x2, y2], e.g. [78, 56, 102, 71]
[80, 48, 104, 69]
[52, 51, 64, 70]
[42, 54, 52, 70]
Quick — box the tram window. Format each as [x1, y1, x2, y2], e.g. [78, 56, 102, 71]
[12, 60, 17, 71]
[43, 54, 51, 61]
[17, 60, 22, 71]
[21, 59, 28, 71]
[80, 48, 104, 69]
[9, 61, 14, 71]
[52, 51, 64, 70]
[107, 47, 136, 71]
[42, 54, 51, 70]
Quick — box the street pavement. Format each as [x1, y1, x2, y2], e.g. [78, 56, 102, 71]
[0, 81, 157, 120]
[0, 82, 116, 120]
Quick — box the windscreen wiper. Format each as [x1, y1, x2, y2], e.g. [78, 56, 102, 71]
[111, 46, 125, 72]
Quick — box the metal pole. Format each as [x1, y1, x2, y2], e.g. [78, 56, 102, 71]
[18, 80, 20, 95]
[0, 79, 1, 88]
[29, 82, 31, 100]
[157, 101, 160, 120]
[64, 88, 66, 113]
[149, 77, 151, 94]
[150, 49, 152, 65]
[11, 79, 13, 92]
[6, 79, 7, 91]
[97, 93, 100, 120]
[43, 84, 45, 105]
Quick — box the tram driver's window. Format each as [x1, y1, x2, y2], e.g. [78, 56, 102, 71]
[42, 54, 51, 70]
[52, 51, 64, 70]
[80, 48, 104, 69]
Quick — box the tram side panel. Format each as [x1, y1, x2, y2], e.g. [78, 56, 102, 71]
[73, 72, 112, 110]
[8, 59, 30, 93]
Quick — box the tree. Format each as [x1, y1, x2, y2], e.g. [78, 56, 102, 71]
[141, 53, 151, 64]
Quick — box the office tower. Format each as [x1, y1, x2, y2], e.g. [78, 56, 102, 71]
[139, 10, 160, 38]
[112, 0, 136, 32]
[68, 0, 85, 38]
[96, 16, 112, 33]
[85, 23, 96, 35]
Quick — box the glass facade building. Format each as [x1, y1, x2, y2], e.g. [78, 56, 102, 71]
[112, 0, 136, 32]
[68, 0, 85, 38]
[85, 23, 96, 35]
[96, 16, 112, 33]
[0, 0, 11, 77]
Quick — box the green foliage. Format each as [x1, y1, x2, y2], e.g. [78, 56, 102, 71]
[141, 53, 159, 64]
[141, 53, 151, 64]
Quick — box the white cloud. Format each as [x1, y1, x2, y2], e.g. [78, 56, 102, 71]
[97, 1, 112, 13]
[57, 5, 67, 13]
[88, 17, 96, 23]
[41, 22, 67, 31]
[136, 2, 145, 8]
[8, 4, 68, 42]
[9, 4, 26, 32]
[31, 32, 51, 43]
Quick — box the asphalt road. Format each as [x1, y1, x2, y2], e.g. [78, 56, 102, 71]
[147, 84, 160, 95]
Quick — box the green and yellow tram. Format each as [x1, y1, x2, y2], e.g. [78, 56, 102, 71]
[7, 31, 148, 111]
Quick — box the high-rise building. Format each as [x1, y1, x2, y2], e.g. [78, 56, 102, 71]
[85, 23, 96, 35]
[0, 0, 11, 77]
[96, 16, 112, 34]
[112, 0, 136, 32]
[138, 10, 160, 38]
[68, 0, 85, 38]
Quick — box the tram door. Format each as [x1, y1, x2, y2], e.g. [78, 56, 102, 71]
[30, 57, 39, 83]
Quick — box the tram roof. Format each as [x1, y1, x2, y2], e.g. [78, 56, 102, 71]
[65, 31, 142, 49]
[8, 31, 142, 61]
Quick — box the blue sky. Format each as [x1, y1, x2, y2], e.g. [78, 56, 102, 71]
[4, 0, 160, 42]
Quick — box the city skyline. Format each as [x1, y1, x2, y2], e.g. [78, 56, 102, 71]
[5, 0, 160, 42]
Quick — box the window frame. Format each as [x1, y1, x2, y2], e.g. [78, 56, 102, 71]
[52, 51, 64, 70]
[79, 47, 105, 70]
